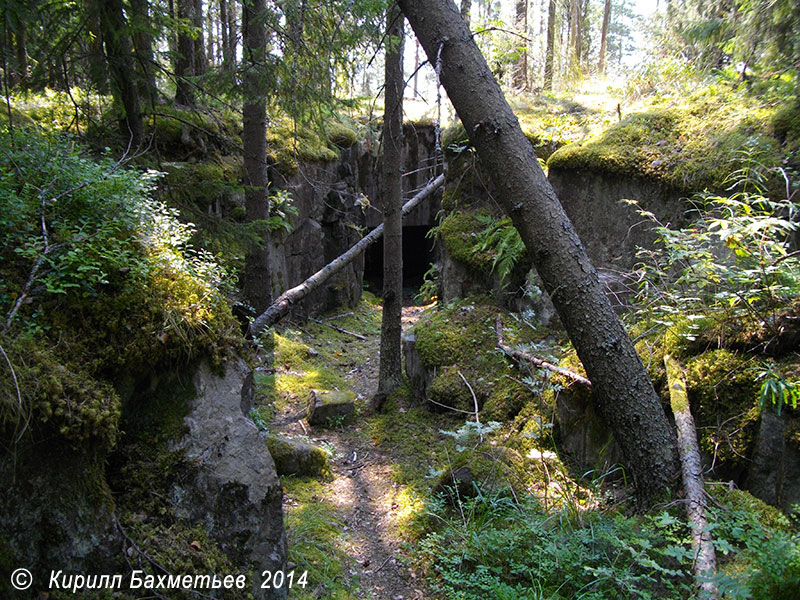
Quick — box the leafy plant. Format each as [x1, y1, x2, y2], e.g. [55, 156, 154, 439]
[756, 364, 800, 415]
[628, 154, 800, 344]
[474, 214, 526, 286]
[267, 187, 299, 234]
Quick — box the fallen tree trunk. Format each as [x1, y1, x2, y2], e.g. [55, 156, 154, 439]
[664, 354, 718, 599]
[248, 174, 445, 338]
[495, 316, 592, 387]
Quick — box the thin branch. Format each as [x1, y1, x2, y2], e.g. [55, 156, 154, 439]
[495, 316, 592, 387]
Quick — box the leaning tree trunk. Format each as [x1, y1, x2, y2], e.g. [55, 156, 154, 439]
[376, 2, 406, 402]
[664, 355, 718, 598]
[397, 0, 679, 501]
[242, 0, 271, 314]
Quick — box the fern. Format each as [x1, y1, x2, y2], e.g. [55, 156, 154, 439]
[475, 215, 526, 285]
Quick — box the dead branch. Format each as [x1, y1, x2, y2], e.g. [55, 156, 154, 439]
[248, 173, 444, 338]
[310, 318, 367, 340]
[664, 354, 718, 599]
[495, 316, 592, 387]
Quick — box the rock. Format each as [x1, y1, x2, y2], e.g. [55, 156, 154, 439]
[554, 386, 622, 477]
[307, 390, 355, 427]
[403, 331, 432, 400]
[433, 466, 475, 503]
[0, 439, 122, 595]
[171, 359, 288, 599]
[745, 410, 800, 514]
[266, 434, 328, 476]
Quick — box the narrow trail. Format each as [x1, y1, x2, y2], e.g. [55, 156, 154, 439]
[276, 304, 432, 600]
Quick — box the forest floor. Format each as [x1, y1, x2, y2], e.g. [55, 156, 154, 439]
[256, 299, 449, 600]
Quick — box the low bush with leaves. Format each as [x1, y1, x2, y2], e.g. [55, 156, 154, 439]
[0, 127, 239, 446]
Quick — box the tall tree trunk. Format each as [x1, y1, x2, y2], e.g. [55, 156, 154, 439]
[175, 0, 196, 105]
[397, 0, 679, 502]
[513, 0, 528, 91]
[543, 0, 556, 90]
[100, 0, 144, 148]
[220, 0, 233, 70]
[128, 0, 158, 104]
[460, 0, 470, 25]
[569, 0, 581, 70]
[242, 0, 271, 314]
[193, 0, 207, 75]
[13, 20, 26, 87]
[599, 0, 611, 74]
[375, 3, 405, 403]
[84, 1, 109, 93]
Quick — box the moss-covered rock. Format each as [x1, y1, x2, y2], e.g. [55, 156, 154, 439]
[306, 389, 355, 427]
[266, 433, 328, 476]
[685, 349, 760, 470]
[411, 300, 544, 422]
[548, 87, 791, 195]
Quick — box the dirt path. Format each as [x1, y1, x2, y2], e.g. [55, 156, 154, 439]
[276, 304, 433, 600]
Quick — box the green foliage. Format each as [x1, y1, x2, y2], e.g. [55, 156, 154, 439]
[473, 215, 526, 286]
[0, 128, 240, 447]
[434, 210, 526, 287]
[418, 483, 800, 600]
[628, 156, 800, 345]
[756, 364, 800, 416]
[417, 495, 695, 600]
[414, 300, 545, 422]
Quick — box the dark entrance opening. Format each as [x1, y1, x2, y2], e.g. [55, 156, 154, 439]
[363, 225, 435, 305]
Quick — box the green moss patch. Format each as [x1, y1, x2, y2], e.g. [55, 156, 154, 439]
[685, 350, 760, 468]
[281, 476, 360, 600]
[414, 300, 546, 422]
[548, 85, 792, 195]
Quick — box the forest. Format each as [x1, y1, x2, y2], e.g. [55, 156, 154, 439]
[1, 0, 799, 598]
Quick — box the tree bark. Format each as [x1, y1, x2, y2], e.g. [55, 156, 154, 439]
[128, 0, 158, 103]
[664, 355, 718, 598]
[248, 175, 444, 338]
[376, 3, 406, 399]
[460, 0, 470, 26]
[513, 0, 528, 91]
[569, 0, 581, 70]
[599, 0, 611, 74]
[397, 0, 679, 502]
[175, 0, 196, 105]
[193, 0, 207, 76]
[242, 0, 271, 314]
[100, 0, 144, 148]
[543, 0, 556, 90]
[220, 0, 232, 70]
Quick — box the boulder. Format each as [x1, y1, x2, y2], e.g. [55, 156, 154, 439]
[745, 410, 800, 514]
[170, 359, 288, 599]
[306, 390, 355, 427]
[266, 434, 328, 477]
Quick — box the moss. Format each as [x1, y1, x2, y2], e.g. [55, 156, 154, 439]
[709, 486, 793, 533]
[281, 476, 360, 600]
[414, 300, 542, 422]
[266, 434, 329, 477]
[770, 100, 800, 150]
[685, 349, 760, 468]
[548, 88, 788, 195]
[162, 156, 240, 210]
[437, 210, 498, 274]
[266, 116, 342, 175]
[366, 390, 460, 488]
[0, 333, 121, 450]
